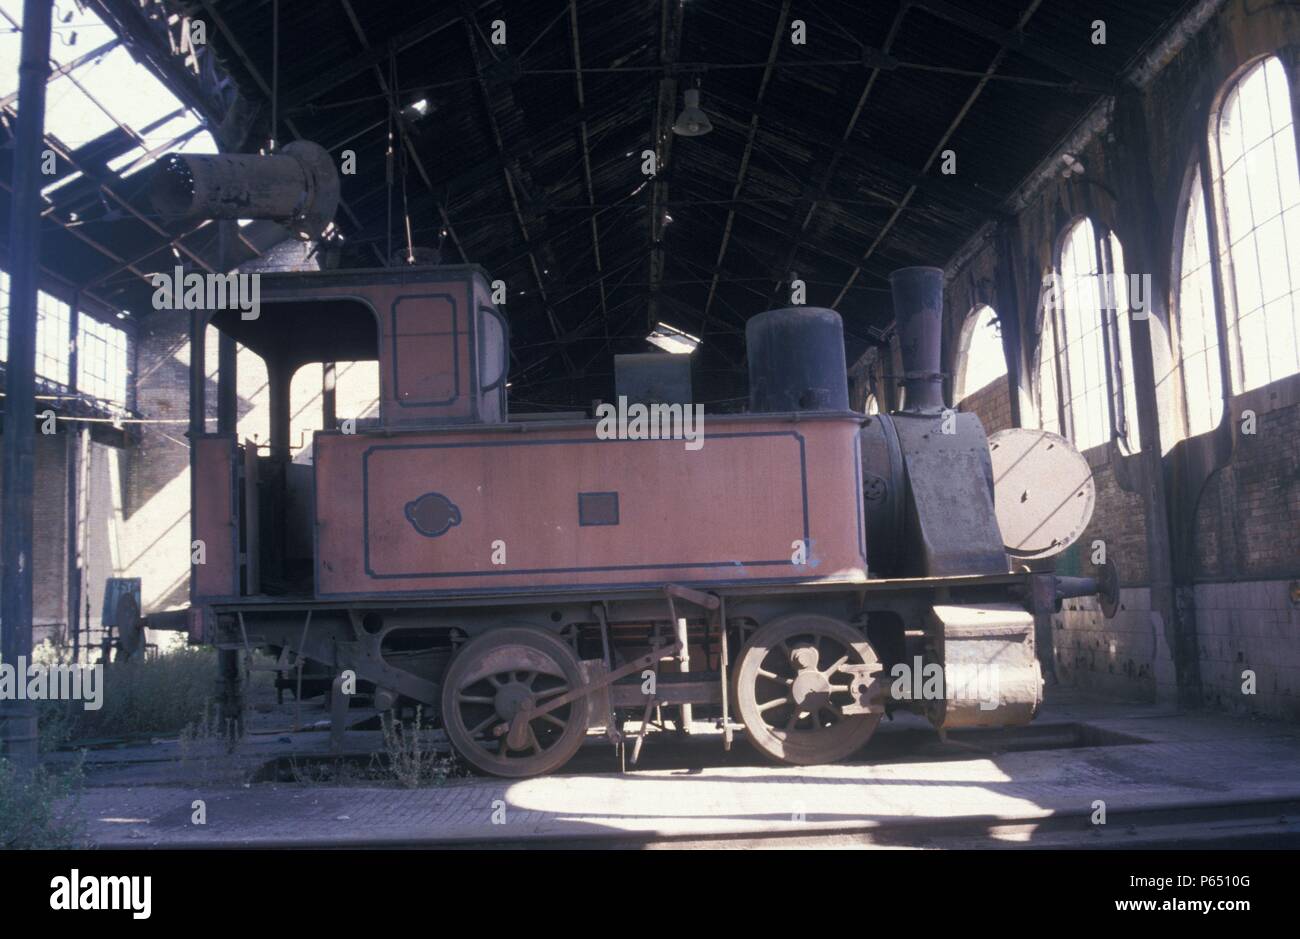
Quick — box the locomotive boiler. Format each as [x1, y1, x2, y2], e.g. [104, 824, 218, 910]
[184, 261, 1115, 777]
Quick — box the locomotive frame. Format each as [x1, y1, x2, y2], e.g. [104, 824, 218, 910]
[181, 263, 1115, 777]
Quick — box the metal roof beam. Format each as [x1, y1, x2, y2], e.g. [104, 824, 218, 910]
[196, 0, 384, 267]
[765, 3, 910, 309]
[699, 0, 791, 337]
[337, 0, 467, 264]
[912, 0, 1113, 91]
[568, 0, 609, 339]
[281, 1, 496, 112]
[90, 0, 242, 132]
[458, 0, 575, 374]
[832, 0, 1046, 307]
[647, 0, 685, 331]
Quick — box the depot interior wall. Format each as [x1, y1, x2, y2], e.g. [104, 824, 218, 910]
[0, 431, 66, 640]
[867, 0, 1300, 716]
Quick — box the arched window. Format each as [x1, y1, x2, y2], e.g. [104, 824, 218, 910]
[1172, 168, 1224, 438]
[1211, 55, 1300, 392]
[1058, 219, 1111, 449]
[863, 393, 880, 415]
[1037, 218, 1142, 452]
[955, 305, 1007, 402]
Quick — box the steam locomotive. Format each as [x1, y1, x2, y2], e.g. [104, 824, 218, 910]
[184, 261, 1113, 777]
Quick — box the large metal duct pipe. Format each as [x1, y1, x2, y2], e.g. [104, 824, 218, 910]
[889, 266, 946, 414]
[150, 140, 340, 240]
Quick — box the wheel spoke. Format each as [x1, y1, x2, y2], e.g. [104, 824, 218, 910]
[821, 655, 849, 679]
[443, 631, 593, 776]
[735, 620, 884, 765]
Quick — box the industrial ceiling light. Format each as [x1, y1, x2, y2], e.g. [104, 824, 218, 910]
[646, 321, 701, 354]
[401, 98, 432, 121]
[672, 89, 713, 137]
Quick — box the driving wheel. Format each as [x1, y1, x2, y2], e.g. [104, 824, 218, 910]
[440, 627, 589, 777]
[733, 614, 882, 765]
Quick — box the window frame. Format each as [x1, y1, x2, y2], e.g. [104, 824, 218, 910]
[1169, 156, 1231, 442]
[1038, 216, 1142, 453]
[1206, 53, 1300, 395]
[954, 303, 1008, 403]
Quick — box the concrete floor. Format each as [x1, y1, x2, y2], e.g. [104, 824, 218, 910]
[58, 690, 1300, 848]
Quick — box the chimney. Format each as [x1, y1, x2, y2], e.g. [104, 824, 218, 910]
[889, 266, 946, 414]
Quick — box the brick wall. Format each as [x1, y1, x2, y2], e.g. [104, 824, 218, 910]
[81, 441, 127, 630]
[1049, 454, 1169, 700]
[1194, 581, 1300, 720]
[1052, 588, 1177, 702]
[1188, 383, 1300, 717]
[957, 376, 1013, 434]
[123, 309, 196, 614]
[0, 429, 68, 638]
[1194, 397, 1300, 581]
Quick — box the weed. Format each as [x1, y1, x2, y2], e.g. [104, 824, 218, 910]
[178, 700, 249, 786]
[0, 756, 88, 849]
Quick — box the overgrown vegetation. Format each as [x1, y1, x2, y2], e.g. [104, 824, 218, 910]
[277, 708, 460, 788]
[27, 640, 462, 791]
[178, 700, 250, 785]
[34, 643, 217, 746]
[0, 757, 87, 849]
[380, 707, 456, 788]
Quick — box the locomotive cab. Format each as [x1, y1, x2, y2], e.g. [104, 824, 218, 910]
[191, 265, 506, 600]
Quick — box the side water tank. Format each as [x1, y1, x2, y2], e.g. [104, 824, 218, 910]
[746, 307, 849, 412]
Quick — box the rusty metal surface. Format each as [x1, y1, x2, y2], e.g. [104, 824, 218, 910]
[889, 267, 946, 414]
[192, 435, 238, 599]
[150, 140, 340, 240]
[891, 411, 1007, 576]
[205, 267, 504, 426]
[926, 602, 1041, 731]
[314, 414, 867, 597]
[614, 353, 693, 406]
[858, 413, 906, 576]
[987, 428, 1096, 559]
[746, 307, 849, 412]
